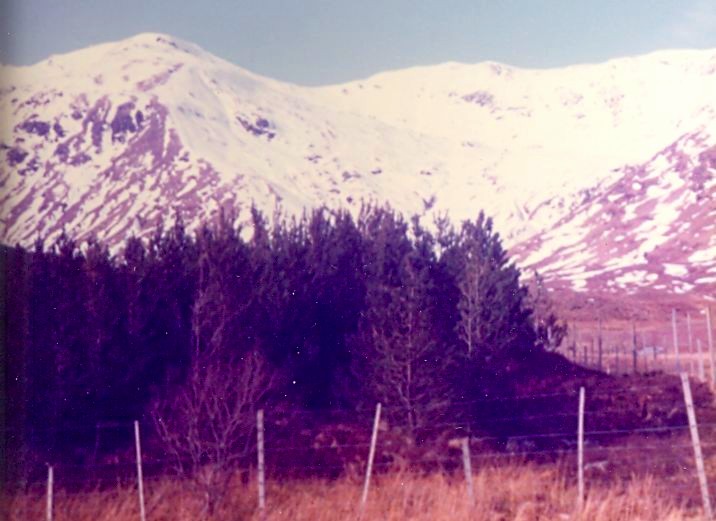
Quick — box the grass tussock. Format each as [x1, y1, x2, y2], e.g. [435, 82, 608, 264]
[2, 464, 704, 521]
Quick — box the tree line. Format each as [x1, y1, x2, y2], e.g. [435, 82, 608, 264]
[1, 204, 566, 485]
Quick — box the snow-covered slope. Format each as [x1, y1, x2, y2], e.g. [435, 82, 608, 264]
[511, 126, 716, 295]
[1, 33, 715, 295]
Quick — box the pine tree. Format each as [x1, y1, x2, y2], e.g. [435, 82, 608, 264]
[304, 208, 366, 407]
[454, 212, 535, 362]
[355, 215, 449, 436]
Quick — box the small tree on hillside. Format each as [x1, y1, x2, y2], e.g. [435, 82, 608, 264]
[525, 270, 568, 351]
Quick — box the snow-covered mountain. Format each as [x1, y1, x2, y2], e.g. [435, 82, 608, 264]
[1, 33, 715, 296]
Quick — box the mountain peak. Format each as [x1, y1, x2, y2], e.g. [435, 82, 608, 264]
[112, 32, 206, 57]
[10, 33, 207, 74]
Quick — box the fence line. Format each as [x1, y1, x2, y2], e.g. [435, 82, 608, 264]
[6, 390, 708, 440]
[40, 435, 716, 474]
[22, 395, 716, 520]
[12, 347, 716, 520]
[9, 375, 710, 435]
[562, 308, 716, 387]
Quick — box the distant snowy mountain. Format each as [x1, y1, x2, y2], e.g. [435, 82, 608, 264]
[1, 33, 714, 295]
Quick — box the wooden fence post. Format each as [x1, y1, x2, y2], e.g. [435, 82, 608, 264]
[615, 344, 620, 375]
[461, 438, 475, 508]
[687, 312, 694, 376]
[639, 331, 647, 372]
[571, 327, 579, 362]
[577, 387, 585, 510]
[632, 322, 638, 374]
[707, 307, 716, 388]
[257, 409, 266, 518]
[681, 373, 714, 520]
[583, 341, 589, 367]
[134, 421, 147, 521]
[46, 465, 53, 521]
[361, 403, 382, 510]
[673, 308, 681, 372]
[624, 343, 629, 373]
[598, 319, 603, 371]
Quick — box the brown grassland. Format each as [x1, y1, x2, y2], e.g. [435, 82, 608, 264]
[3, 462, 709, 521]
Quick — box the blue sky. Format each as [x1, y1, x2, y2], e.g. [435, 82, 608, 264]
[2, 1, 716, 85]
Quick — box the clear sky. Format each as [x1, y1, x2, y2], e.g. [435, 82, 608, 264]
[2, 0, 716, 85]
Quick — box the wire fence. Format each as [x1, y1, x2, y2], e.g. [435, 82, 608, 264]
[560, 307, 716, 383]
[6, 375, 716, 521]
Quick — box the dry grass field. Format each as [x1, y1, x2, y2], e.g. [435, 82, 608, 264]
[3, 463, 708, 521]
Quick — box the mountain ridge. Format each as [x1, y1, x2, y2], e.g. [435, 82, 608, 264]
[1, 33, 714, 298]
[6, 32, 716, 83]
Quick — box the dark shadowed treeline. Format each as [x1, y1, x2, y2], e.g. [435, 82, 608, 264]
[1, 204, 565, 486]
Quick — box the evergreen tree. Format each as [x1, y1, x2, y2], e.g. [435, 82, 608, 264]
[84, 239, 130, 421]
[1, 244, 31, 485]
[305, 209, 366, 407]
[354, 213, 450, 435]
[454, 212, 535, 362]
